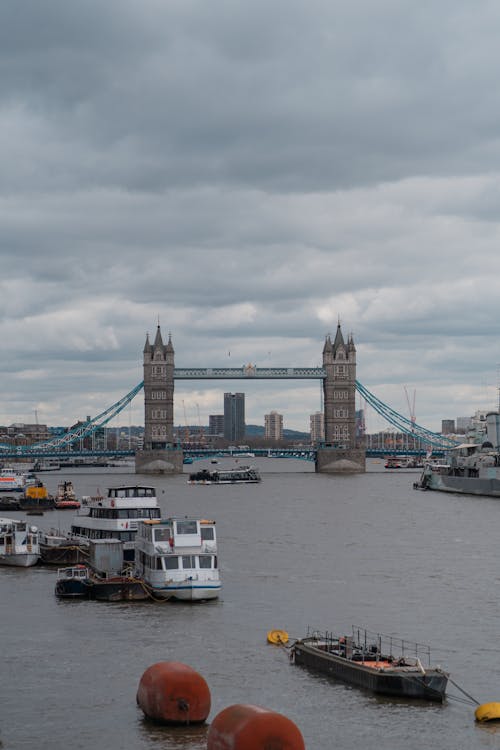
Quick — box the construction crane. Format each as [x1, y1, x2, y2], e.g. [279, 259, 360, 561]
[196, 403, 206, 445]
[404, 387, 416, 432]
[182, 400, 190, 444]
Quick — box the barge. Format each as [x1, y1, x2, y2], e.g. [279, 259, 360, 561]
[290, 627, 448, 702]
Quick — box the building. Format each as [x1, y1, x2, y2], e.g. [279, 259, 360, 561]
[0, 422, 50, 446]
[224, 393, 245, 442]
[265, 411, 283, 441]
[209, 415, 225, 437]
[310, 412, 324, 444]
[441, 419, 455, 435]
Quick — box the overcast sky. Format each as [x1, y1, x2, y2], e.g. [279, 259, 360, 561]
[1, 0, 500, 434]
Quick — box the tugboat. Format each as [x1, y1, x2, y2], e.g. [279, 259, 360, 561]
[53, 481, 80, 509]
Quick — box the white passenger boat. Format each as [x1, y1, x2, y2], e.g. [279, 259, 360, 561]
[134, 517, 221, 601]
[0, 517, 40, 567]
[0, 468, 36, 493]
[69, 485, 161, 562]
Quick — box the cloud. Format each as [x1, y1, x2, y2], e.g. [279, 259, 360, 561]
[1, 1, 500, 433]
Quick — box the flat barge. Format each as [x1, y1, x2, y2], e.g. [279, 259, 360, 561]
[290, 627, 448, 702]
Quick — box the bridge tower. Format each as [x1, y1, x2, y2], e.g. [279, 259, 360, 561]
[135, 325, 183, 474]
[316, 323, 365, 473]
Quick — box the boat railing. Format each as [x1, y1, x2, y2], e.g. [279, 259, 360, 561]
[305, 626, 433, 667]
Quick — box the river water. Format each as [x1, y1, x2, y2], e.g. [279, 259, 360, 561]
[2, 457, 500, 749]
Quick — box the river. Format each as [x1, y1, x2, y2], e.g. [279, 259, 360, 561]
[1, 457, 500, 749]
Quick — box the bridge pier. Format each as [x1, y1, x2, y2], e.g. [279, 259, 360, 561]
[135, 447, 184, 475]
[315, 446, 366, 474]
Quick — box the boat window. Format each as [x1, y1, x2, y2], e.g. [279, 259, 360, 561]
[176, 520, 198, 535]
[164, 557, 179, 570]
[156, 557, 163, 570]
[200, 527, 215, 541]
[154, 528, 170, 542]
[198, 555, 212, 569]
[182, 555, 195, 569]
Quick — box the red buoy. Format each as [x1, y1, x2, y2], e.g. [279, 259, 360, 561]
[136, 661, 211, 725]
[207, 704, 305, 750]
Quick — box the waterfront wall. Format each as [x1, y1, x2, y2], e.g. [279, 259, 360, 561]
[135, 448, 183, 474]
[316, 447, 366, 474]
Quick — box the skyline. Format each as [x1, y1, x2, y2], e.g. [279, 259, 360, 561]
[2, 2, 500, 432]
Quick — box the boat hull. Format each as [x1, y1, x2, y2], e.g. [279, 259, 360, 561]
[55, 577, 91, 598]
[0, 553, 39, 567]
[40, 543, 89, 566]
[91, 578, 149, 601]
[424, 473, 500, 497]
[292, 641, 448, 702]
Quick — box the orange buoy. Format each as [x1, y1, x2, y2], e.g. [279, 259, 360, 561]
[207, 703, 305, 750]
[136, 661, 211, 725]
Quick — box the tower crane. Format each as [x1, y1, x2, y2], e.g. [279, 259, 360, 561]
[196, 403, 206, 445]
[182, 400, 190, 444]
[404, 386, 416, 432]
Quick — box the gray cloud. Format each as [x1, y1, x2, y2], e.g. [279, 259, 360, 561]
[1, 1, 500, 431]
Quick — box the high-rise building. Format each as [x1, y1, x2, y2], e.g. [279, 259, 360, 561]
[441, 419, 455, 435]
[310, 412, 324, 444]
[209, 414, 224, 436]
[223, 393, 245, 442]
[265, 411, 283, 440]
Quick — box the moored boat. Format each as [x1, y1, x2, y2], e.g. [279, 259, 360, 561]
[188, 465, 261, 484]
[0, 517, 40, 567]
[134, 517, 221, 601]
[0, 467, 35, 493]
[69, 485, 161, 562]
[39, 528, 89, 565]
[290, 627, 448, 702]
[55, 565, 92, 598]
[53, 481, 80, 509]
[19, 481, 55, 511]
[415, 440, 500, 497]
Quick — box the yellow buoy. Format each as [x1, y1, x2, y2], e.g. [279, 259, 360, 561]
[475, 703, 500, 722]
[267, 629, 289, 645]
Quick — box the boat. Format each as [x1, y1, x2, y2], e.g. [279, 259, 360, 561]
[290, 627, 448, 702]
[385, 456, 423, 469]
[0, 517, 40, 567]
[19, 481, 55, 511]
[39, 528, 89, 565]
[188, 465, 261, 484]
[384, 456, 402, 469]
[134, 517, 221, 601]
[183, 456, 194, 465]
[87, 539, 149, 601]
[53, 481, 80, 509]
[0, 496, 21, 511]
[415, 441, 500, 497]
[55, 565, 92, 598]
[69, 485, 161, 562]
[32, 459, 61, 472]
[0, 467, 34, 493]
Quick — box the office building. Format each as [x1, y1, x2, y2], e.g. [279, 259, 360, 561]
[223, 393, 245, 442]
[441, 419, 455, 435]
[310, 412, 325, 444]
[209, 414, 224, 436]
[265, 411, 283, 440]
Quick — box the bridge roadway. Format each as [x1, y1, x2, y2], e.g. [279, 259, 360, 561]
[0, 447, 442, 461]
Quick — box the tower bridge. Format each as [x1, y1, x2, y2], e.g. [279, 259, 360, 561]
[0, 324, 458, 471]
